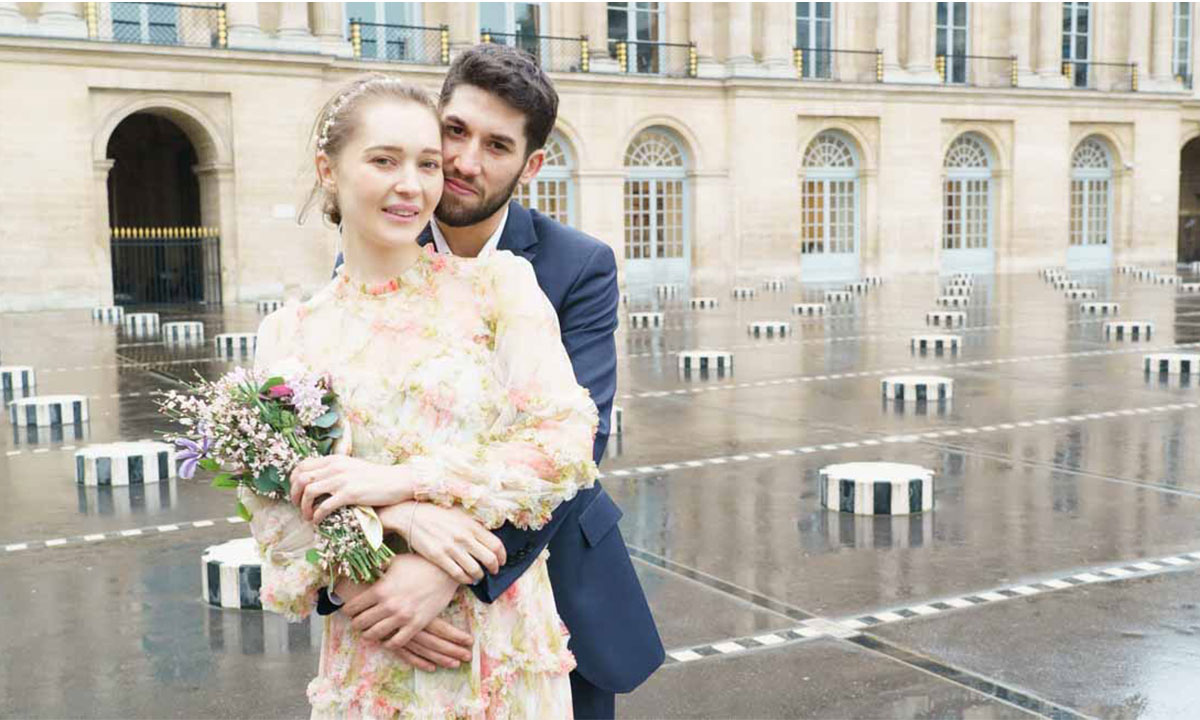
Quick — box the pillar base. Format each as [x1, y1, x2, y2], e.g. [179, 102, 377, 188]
[35, 13, 87, 39]
[588, 54, 622, 74]
[1028, 72, 1071, 89]
[316, 36, 355, 58]
[694, 58, 725, 79]
[887, 67, 942, 85]
[725, 58, 772, 78]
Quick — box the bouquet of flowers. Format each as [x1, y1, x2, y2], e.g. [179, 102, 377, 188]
[158, 364, 393, 584]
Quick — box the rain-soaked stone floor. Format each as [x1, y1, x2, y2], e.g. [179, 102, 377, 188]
[4, 264, 1200, 719]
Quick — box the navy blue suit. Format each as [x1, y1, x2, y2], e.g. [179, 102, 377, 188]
[333, 201, 663, 716]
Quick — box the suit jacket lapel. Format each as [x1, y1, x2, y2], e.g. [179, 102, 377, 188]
[497, 200, 539, 263]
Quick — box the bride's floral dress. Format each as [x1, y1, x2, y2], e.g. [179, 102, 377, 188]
[246, 246, 599, 719]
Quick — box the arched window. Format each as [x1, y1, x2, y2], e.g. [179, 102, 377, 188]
[1070, 137, 1113, 247]
[942, 133, 993, 251]
[623, 128, 687, 270]
[514, 132, 574, 225]
[801, 131, 858, 257]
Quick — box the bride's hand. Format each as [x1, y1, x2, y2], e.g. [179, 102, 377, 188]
[378, 501, 507, 584]
[290, 456, 415, 524]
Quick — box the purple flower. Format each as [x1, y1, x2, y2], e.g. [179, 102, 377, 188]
[175, 435, 211, 479]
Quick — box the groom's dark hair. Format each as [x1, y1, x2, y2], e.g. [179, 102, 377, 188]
[440, 43, 559, 157]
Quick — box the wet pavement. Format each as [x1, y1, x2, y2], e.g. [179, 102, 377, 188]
[4, 265, 1200, 718]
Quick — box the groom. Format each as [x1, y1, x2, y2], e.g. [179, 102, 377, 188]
[328, 44, 664, 718]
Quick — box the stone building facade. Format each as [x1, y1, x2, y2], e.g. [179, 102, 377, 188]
[3, 2, 1200, 310]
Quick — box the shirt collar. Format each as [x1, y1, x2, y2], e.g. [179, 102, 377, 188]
[430, 206, 509, 258]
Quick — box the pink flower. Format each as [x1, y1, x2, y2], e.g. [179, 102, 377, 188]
[267, 384, 293, 400]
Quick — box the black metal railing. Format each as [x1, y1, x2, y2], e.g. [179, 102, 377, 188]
[84, 2, 226, 48]
[110, 227, 222, 305]
[1062, 60, 1139, 92]
[611, 40, 696, 78]
[794, 47, 882, 83]
[936, 54, 1017, 87]
[481, 30, 589, 73]
[349, 20, 448, 65]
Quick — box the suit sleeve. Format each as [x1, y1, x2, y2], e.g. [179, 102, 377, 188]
[469, 242, 620, 603]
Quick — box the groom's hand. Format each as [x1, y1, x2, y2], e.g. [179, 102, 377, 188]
[341, 554, 474, 672]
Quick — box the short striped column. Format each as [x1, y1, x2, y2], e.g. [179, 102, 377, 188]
[925, 311, 966, 327]
[792, 303, 827, 316]
[162, 321, 205, 345]
[1040, 267, 1066, 278]
[824, 290, 853, 303]
[691, 297, 718, 310]
[731, 287, 757, 300]
[820, 462, 935, 515]
[943, 285, 972, 297]
[1144, 353, 1200, 375]
[951, 272, 973, 282]
[656, 284, 681, 298]
[881, 375, 953, 402]
[947, 276, 974, 288]
[748, 321, 790, 338]
[1052, 279, 1080, 291]
[610, 405, 623, 436]
[936, 295, 969, 308]
[1104, 321, 1153, 341]
[75, 441, 176, 486]
[1134, 269, 1156, 281]
[1154, 274, 1181, 285]
[123, 312, 160, 336]
[1179, 283, 1200, 294]
[862, 276, 883, 286]
[678, 350, 733, 374]
[92, 306, 125, 323]
[9, 395, 89, 427]
[0, 366, 35, 394]
[1117, 265, 1139, 274]
[910, 334, 960, 355]
[1189, 261, 1200, 273]
[257, 299, 284, 314]
[1079, 302, 1119, 316]
[1064, 288, 1098, 300]
[215, 333, 258, 358]
[762, 278, 786, 291]
[845, 281, 871, 294]
[627, 312, 664, 329]
[202, 538, 263, 610]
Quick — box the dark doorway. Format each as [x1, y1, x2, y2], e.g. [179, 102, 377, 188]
[1179, 137, 1200, 263]
[107, 112, 220, 304]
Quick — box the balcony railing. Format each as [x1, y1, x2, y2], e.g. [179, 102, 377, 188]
[794, 47, 882, 83]
[349, 20, 448, 65]
[84, 2, 227, 49]
[1062, 60, 1138, 92]
[611, 40, 696, 78]
[481, 30, 588, 73]
[936, 54, 1017, 88]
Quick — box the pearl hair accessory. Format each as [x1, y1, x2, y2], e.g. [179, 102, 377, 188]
[317, 76, 406, 151]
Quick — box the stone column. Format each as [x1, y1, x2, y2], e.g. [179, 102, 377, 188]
[876, 2, 901, 80]
[226, 3, 269, 50]
[901, 2, 939, 83]
[0, 3, 23, 32]
[726, 1, 758, 76]
[37, 2, 88, 39]
[583, 2, 619, 72]
[274, 2, 319, 52]
[1009, 3, 1035, 85]
[689, 2, 722, 77]
[1151, 1, 1176, 84]
[1035, 1, 1069, 87]
[762, 1, 795, 78]
[444, 1, 479, 59]
[310, 2, 352, 57]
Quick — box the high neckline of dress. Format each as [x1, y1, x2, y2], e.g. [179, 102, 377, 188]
[337, 246, 433, 298]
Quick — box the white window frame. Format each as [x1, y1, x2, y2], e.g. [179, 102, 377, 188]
[110, 3, 178, 45]
[1063, 2, 1091, 88]
[795, 2, 833, 80]
[1175, 2, 1193, 87]
[936, 2, 970, 84]
[800, 132, 859, 256]
[514, 133, 575, 226]
[345, 2, 423, 61]
[608, 2, 664, 74]
[1070, 139, 1113, 248]
[942, 134, 994, 251]
[623, 129, 689, 265]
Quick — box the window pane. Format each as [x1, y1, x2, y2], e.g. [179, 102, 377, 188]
[480, 3, 506, 32]
[346, 2, 376, 23]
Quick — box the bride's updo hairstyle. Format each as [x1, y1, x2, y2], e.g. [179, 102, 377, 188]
[300, 74, 439, 226]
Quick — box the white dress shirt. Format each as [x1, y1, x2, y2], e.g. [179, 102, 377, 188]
[430, 206, 509, 257]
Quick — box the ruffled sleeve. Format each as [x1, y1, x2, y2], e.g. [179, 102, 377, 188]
[242, 307, 323, 621]
[406, 252, 599, 530]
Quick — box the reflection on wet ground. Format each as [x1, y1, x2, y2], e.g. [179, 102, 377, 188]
[4, 267, 1200, 718]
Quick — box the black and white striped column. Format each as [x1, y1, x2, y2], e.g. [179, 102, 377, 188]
[943, 285, 972, 297]
[762, 278, 786, 292]
[162, 321, 205, 345]
[925, 311, 966, 327]
[819, 462, 935, 515]
[257, 299, 284, 314]
[910, 334, 960, 354]
[627, 312, 664, 329]
[1064, 288, 1098, 300]
[215, 333, 258, 358]
[202, 537, 263, 610]
[844, 281, 871, 294]
[792, 303, 827, 316]
[0, 366, 35, 394]
[610, 405, 623, 436]
[748, 321, 790, 338]
[881, 375, 953, 402]
[1079, 302, 1120, 316]
[1179, 283, 1200, 294]
[1052, 279, 1080, 291]
[9, 395, 89, 427]
[825, 290, 853, 303]
[691, 297, 718, 310]
[936, 295, 969, 308]
[678, 350, 734, 374]
[1104, 321, 1153, 341]
[1144, 353, 1200, 375]
[656, 284, 681, 298]
[123, 312, 160, 336]
[75, 441, 177, 486]
[731, 287, 757, 300]
[92, 306, 125, 323]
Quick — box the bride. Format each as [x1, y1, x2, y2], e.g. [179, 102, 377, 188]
[246, 74, 598, 718]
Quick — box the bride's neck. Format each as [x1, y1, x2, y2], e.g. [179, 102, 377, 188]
[341, 227, 422, 285]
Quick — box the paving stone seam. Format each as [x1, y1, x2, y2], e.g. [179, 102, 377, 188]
[658, 549, 1200, 668]
[2, 516, 247, 553]
[616, 341, 1200, 400]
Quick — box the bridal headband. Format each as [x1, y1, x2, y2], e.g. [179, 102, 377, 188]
[317, 75, 406, 151]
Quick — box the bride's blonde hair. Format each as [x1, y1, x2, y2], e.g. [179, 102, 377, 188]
[299, 74, 438, 227]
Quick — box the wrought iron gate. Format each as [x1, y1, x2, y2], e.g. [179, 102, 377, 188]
[110, 226, 222, 304]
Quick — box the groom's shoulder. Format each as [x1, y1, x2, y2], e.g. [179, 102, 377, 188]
[528, 208, 615, 271]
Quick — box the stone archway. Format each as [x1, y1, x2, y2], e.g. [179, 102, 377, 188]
[92, 94, 235, 305]
[1179, 136, 1200, 263]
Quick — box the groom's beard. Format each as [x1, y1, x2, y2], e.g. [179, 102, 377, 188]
[435, 170, 523, 228]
